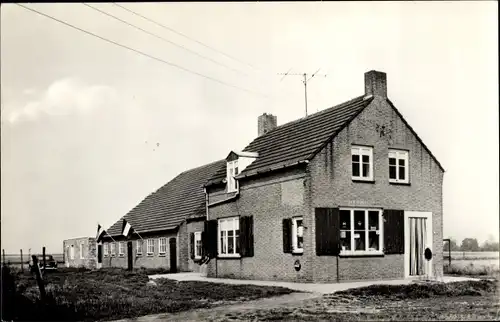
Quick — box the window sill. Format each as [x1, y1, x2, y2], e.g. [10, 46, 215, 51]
[146, 253, 154, 257]
[389, 181, 411, 186]
[119, 255, 124, 257]
[339, 251, 384, 258]
[158, 253, 166, 257]
[136, 254, 142, 256]
[217, 254, 241, 259]
[352, 179, 375, 184]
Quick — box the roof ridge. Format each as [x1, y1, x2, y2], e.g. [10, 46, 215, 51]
[252, 94, 366, 140]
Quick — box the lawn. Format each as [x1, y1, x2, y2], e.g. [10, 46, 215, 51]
[221, 279, 500, 321]
[1, 266, 294, 321]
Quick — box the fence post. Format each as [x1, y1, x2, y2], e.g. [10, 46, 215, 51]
[42, 246, 46, 274]
[31, 255, 46, 302]
[20, 249, 24, 273]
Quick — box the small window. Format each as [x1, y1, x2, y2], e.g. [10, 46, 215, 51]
[352, 146, 373, 181]
[80, 242, 84, 259]
[388, 150, 409, 183]
[227, 160, 239, 192]
[119, 242, 125, 256]
[159, 238, 167, 255]
[136, 240, 143, 255]
[147, 239, 154, 256]
[70, 245, 75, 260]
[291, 217, 304, 253]
[218, 217, 240, 256]
[194, 232, 202, 259]
[103, 243, 109, 257]
[110, 243, 116, 257]
[339, 208, 383, 255]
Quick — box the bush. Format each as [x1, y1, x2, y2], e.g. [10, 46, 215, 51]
[444, 263, 499, 276]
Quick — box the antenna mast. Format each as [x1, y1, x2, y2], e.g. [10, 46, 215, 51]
[277, 68, 327, 116]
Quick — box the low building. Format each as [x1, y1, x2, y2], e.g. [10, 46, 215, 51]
[63, 237, 97, 269]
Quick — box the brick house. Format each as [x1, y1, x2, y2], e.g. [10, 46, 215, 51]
[202, 70, 445, 283]
[63, 237, 97, 269]
[101, 160, 224, 271]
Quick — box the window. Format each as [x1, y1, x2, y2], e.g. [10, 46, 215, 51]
[389, 150, 409, 183]
[80, 242, 84, 259]
[227, 160, 239, 192]
[119, 242, 125, 256]
[194, 232, 202, 259]
[339, 208, 383, 255]
[70, 245, 75, 260]
[218, 217, 240, 257]
[159, 238, 167, 255]
[110, 243, 116, 257]
[292, 217, 304, 253]
[352, 146, 373, 181]
[103, 243, 109, 257]
[147, 239, 154, 256]
[136, 240, 143, 255]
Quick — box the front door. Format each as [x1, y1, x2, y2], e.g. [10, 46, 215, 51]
[404, 211, 433, 278]
[169, 238, 177, 273]
[127, 241, 133, 271]
[97, 244, 102, 269]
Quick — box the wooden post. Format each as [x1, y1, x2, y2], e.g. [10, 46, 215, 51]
[31, 255, 46, 302]
[42, 246, 46, 274]
[2, 249, 5, 266]
[20, 249, 24, 273]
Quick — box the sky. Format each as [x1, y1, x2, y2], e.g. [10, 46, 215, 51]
[1, 2, 498, 254]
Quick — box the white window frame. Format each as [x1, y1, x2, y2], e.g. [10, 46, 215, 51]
[388, 149, 409, 183]
[103, 243, 109, 257]
[226, 160, 239, 193]
[119, 242, 125, 257]
[194, 231, 202, 259]
[147, 239, 154, 256]
[218, 217, 240, 257]
[110, 243, 116, 257]
[159, 237, 167, 256]
[339, 208, 384, 256]
[351, 146, 374, 181]
[80, 242, 84, 259]
[70, 245, 75, 260]
[136, 240, 143, 255]
[291, 217, 304, 254]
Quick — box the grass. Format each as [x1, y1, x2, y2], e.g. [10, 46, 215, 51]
[444, 262, 500, 277]
[2, 266, 294, 321]
[222, 280, 500, 321]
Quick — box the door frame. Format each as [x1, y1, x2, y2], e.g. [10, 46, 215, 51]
[404, 211, 433, 278]
[127, 241, 133, 271]
[169, 237, 177, 273]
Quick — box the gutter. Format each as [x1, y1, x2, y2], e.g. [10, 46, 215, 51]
[207, 191, 240, 208]
[234, 160, 309, 180]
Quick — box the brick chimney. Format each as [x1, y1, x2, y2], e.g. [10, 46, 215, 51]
[258, 113, 277, 137]
[364, 70, 387, 98]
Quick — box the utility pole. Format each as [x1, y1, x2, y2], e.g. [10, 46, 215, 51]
[277, 68, 327, 116]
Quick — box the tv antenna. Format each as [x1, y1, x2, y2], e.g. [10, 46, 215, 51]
[277, 68, 327, 116]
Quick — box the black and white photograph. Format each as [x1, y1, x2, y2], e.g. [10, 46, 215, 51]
[1, 1, 499, 321]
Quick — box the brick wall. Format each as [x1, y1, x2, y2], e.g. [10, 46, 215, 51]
[207, 168, 313, 282]
[309, 96, 444, 281]
[101, 231, 177, 269]
[63, 237, 97, 269]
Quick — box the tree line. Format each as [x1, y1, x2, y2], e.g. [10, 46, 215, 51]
[444, 238, 499, 252]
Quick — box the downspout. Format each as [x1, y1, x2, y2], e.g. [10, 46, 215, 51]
[204, 186, 217, 277]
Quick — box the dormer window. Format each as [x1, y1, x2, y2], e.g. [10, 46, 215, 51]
[227, 160, 239, 192]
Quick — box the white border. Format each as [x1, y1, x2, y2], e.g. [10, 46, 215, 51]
[404, 211, 433, 278]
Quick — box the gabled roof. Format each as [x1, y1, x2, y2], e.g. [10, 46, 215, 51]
[106, 159, 225, 236]
[206, 95, 374, 185]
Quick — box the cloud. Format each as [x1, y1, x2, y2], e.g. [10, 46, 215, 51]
[5, 78, 117, 124]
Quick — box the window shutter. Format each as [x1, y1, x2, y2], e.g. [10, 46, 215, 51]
[206, 220, 218, 257]
[283, 218, 292, 253]
[383, 209, 405, 254]
[200, 231, 206, 257]
[190, 232, 195, 259]
[239, 216, 254, 258]
[315, 208, 340, 256]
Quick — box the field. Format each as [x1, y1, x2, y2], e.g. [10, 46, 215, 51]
[1, 267, 294, 321]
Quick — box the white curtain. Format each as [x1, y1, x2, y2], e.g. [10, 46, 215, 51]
[409, 218, 427, 276]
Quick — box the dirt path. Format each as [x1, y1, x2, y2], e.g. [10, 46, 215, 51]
[117, 292, 321, 322]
